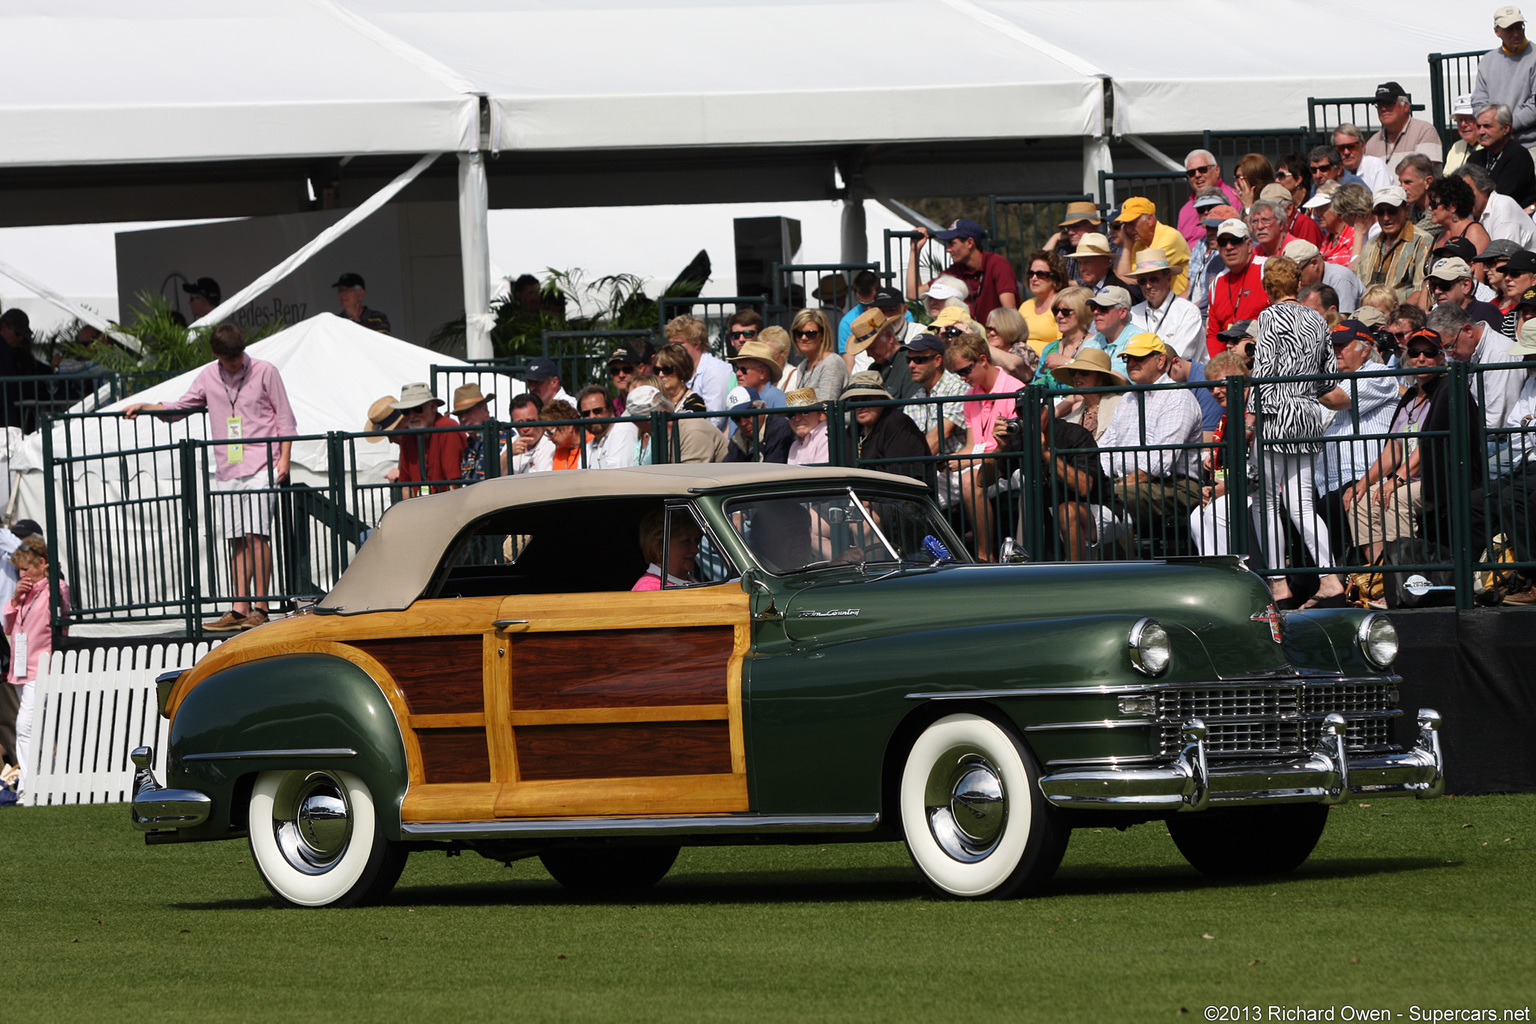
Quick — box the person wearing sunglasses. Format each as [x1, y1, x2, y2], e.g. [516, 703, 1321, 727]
[1127, 249, 1203, 363]
[1424, 256, 1504, 332]
[1039, 286, 1095, 393]
[1356, 186, 1432, 303]
[942, 332, 1028, 562]
[1332, 124, 1393, 192]
[1307, 144, 1366, 191]
[1204, 218, 1271, 358]
[1428, 300, 1525, 436]
[724, 310, 766, 357]
[1176, 149, 1241, 250]
[780, 308, 849, 403]
[903, 333, 969, 455]
[1364, 82, 1443, 174]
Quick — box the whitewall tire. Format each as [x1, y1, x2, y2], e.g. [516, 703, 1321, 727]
[899, 713, 1067, 899]
[248, 769, 406, 908]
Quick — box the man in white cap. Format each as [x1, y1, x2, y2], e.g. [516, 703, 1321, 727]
[1422, 256, 1505, 328]
[1283, 239, 1363, 315]
[1127, 250, 1203, 363]
[1445, 94, 1482, 176]
[1084, 287, 1145, 377]
[1473, 6, 1536, 149]
[1356, 186, 1432, 301]
[1204, 218, 1270, 358]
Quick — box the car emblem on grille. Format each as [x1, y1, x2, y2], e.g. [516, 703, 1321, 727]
[1250, 604, 1283, 643]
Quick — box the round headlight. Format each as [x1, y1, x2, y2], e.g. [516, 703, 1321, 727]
[1129, 617, 1171, 677]
[1358, 613, 1399, 669]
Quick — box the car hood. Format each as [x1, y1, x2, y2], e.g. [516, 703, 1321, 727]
[778, 559, 1292, 677]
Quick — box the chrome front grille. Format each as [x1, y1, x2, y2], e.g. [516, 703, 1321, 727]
[1157, 680, 1397, 758]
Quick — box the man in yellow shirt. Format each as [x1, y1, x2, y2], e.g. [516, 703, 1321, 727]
[1113, 197, 1193, 297]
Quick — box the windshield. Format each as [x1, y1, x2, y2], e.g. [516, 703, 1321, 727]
[725, 490, 967, 575]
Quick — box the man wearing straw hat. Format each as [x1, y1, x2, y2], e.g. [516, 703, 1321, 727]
[1045, 201, 1105, 282]
[389, 382, 465, 496]
[124, 324, 295, 632]
[1127, 249, 1204, 363]
[452, 383, 498, 482]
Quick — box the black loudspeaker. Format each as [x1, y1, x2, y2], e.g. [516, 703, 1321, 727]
[733, 217, 802, 299]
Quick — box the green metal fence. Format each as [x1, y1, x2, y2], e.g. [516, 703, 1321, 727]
[987, 194, 1094, 279]
[1307, 95, 1427, 141]
[37, 364, 1533, 633]
[1097, 171, 1186, 224]
[1427, 49, 1485, 148]
[1202, 129, 1317, 175]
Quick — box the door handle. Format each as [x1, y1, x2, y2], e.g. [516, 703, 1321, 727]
[491, 619, 530, 631]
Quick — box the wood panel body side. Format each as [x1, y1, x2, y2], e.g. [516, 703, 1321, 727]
[484, 633, 517, 783]
[167, 598, 505, 717]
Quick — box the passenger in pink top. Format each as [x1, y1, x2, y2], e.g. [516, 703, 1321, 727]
[124, 325, 297, 632]
[945, 332, 1027, 562]
[3, 535, 69, 802]
[631, 508, 701, 591]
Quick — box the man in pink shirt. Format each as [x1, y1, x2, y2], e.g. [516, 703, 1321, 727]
[1177, 149, 1242, 249]
[944, 331, 1026, 562]
[124, 325, 296, 632]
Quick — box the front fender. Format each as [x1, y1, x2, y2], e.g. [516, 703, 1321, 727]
[164, 655, 409, 841]
[746, 614, 1207, 815]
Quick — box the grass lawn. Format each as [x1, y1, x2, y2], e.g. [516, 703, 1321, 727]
[2, 796, 1532, 1023]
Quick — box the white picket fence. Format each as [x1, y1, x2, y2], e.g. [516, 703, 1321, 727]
[25, 641, 218, 806]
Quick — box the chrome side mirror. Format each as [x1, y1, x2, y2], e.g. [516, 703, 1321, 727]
[999, 537, 1030, 564]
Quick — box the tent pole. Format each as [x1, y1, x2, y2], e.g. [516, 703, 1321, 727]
[1084, 136, 1114, 209]
[458, 150, 492, 361]
[839, 197, 868, 269]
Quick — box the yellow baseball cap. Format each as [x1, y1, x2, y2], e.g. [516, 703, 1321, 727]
[1121, 332, 1168, 358]
[1115, 196, 1157, 223]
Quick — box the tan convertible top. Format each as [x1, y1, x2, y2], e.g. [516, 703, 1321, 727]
[320, 463, 926, 613]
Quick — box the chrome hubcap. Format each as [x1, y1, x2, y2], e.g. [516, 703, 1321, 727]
[272, 772, 353, 874]
[924, 750, 1007, 862]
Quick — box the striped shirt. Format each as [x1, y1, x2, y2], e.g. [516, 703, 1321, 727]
[1098, 374, 1203, 479]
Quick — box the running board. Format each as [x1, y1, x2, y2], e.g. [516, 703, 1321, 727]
[401, 813, 881, 841]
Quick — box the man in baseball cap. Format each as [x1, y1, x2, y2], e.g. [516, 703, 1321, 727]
[1086, 286, 1144, 372]
[911, 219, 1019, 322]
[332, 272, 392, 334]
[181, 277, 222, 320]
[1365, 82, 1443, 172]
[523, 356, 574, 406]
[1114, 197, 1192, 298]
[1425, 256, 1505, 327]
[1204, 218, 1267, 358]
[1357, 186, 1432, 302]
[1477, 8, 1536, 148]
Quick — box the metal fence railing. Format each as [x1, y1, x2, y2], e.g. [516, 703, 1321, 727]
[658, 297, 767, 350]
[1428, 49, 1487, 149]
[1307, 96, 1427, 142]
[771, 262, 878, 327]
[987, 194, 1094, 281]
[1202, 129, 1317, 176]
[1097, 171, 1186, 224]
[35, 363, 1532, 634]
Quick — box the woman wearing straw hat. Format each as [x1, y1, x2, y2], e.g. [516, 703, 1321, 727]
[784, 387, 828, 466]
[1053, 347, 1127, 442]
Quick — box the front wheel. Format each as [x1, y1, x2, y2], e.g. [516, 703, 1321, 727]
[248, 769, 407, 908]
[1167, 804, 1329, 877]
[899, 713, 1067, 898]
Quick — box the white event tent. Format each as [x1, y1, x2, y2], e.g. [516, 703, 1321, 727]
[0, 1, 1494, 356]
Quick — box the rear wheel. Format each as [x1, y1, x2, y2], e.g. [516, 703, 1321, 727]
[899, 713, 1067, 898]
[1167, 804, 1329, 877]
[248, 769, 407, 908]
[539, 845, 680, 891]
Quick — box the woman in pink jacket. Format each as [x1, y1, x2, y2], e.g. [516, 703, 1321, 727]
[3, 536, 69, 803]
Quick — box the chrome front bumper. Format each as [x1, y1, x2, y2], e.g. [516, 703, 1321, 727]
[129, 746, 212, 830]
[1038, 708, 1444, 811]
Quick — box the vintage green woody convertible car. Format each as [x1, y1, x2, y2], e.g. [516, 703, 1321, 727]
[131, 464, 1445, 907]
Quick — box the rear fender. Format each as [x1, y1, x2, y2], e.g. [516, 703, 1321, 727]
[164, 655, 409, 841]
